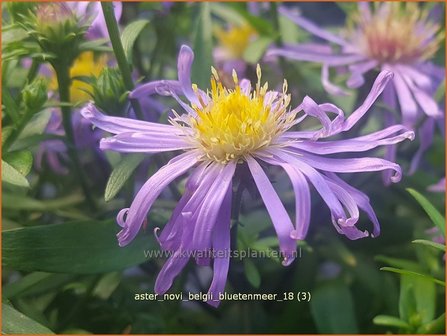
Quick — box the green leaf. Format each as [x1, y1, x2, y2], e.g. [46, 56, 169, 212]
[3, 272, 73, 299]
[407, 188, 445, 236]
[3, 150, 33, 176]
[2, 303, 54, 334]
[192, 2, 213, 89]
[121, 19, 150, 63]
[2, 160, 30, 188]
[105, 154, 145, 202]
[2, 193, 83, 211]
[381, 267, 445, 287]
[310, 281, 358, 333]
[373, 315, 411, 330]
[2, 89, 20, 124]
[375, 255, 423, 272]
[412, 239, 445, 252]
[399, 274, 436, 325]
[209, 3, 246, 26]
[2, 219, 155, 274]
[242, 36, 274, 64]
[243, 259, 261, 288]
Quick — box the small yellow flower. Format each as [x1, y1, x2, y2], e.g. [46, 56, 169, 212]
[215, 24, 257, 59]
[50, 52, 108, 103]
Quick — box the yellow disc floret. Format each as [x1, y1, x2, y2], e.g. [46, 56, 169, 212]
[174, 65, 295, 164]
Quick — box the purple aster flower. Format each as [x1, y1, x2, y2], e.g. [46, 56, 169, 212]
[81, 45, 413, 306]
[269, 3, 444, 181]
[67, 2, 122, 40]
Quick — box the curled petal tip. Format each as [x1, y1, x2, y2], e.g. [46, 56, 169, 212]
[390, 170, 402, 183]
[117, 208, 129, 227]
[407, 131, 416, 141]
[281, 253, 296, 266]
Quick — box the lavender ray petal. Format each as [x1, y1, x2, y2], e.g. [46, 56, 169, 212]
[117, 151, 198, 246]
[246, 156, 298, 266]
[206, 182, 232, 307]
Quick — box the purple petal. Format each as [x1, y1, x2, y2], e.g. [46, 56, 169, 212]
[322, 64, 350, 96]
[428, 177, 445, 193]
[259, 156, 311, 239]
[326, 172, 381, 237]
[117, 151, 199, 246]
[347, 60, 378, 88]
[288, 125, 414, 155]
[409, 118, 435, 175]
[278, 6, 349, 46]
[268, 47, 364, 66]
[154, 249, 190, 294]
[264, 149, 348, 226]
[130, 80, 183, 99]
[292, 151, 403, 183]
[178, 45, 201, 106]
[399, 69, 442, 119]
[157, 164, 209, 251]
[246, 156, 297, 266]
[343, 70, 394, 131]
[99, 132, 191, 153]
[390, 69, 418, 126]
[206, 183, 232, 307]
[191, 162, 236, 251]
[81, 103, 182, 135]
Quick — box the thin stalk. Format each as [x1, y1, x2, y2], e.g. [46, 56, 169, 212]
[270, 3, 289, 79]
[54, 63, 96, 210]
[101, 2, 143, 120]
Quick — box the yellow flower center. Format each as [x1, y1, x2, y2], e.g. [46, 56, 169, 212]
[349, 3, 443, 64]
[50, 52, 108, 103]
[216, 24, 257, 59]
[174, 66, 295, 164]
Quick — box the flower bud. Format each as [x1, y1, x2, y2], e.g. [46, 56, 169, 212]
[21, 3, 87, 67]
[90, 68, 127, 115]
[22, 78, 48, 112]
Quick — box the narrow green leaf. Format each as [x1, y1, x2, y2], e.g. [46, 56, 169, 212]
[2, 160, 30, 188]
[2, 303, 54, 334]
[412, 239, 445, 252]
[121, 19, 150, 63]
[310, 281, 358, 333]
[243, 259, 261, 288]
[192, 2, 213, 89]
[242, 36, 274, 64]
[2, 193, 83, 211]
[407, 188, 445, 236]
[373, 315, 411, 329]
[381, 267, 445, 287]
[2, 89, 20, 124]
[375, 255, 423, 272]
[2, 219, 154, 274]
[209, 3, 246, 26]
[105, 154, 145, 202]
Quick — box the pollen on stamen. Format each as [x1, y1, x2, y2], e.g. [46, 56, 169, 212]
[173, 64, 298, 164]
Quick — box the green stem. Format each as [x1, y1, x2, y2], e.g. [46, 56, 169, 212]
[270, 3, 288, 79]
[54, 63, 96, 211]
[101, 2, 143, 120]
